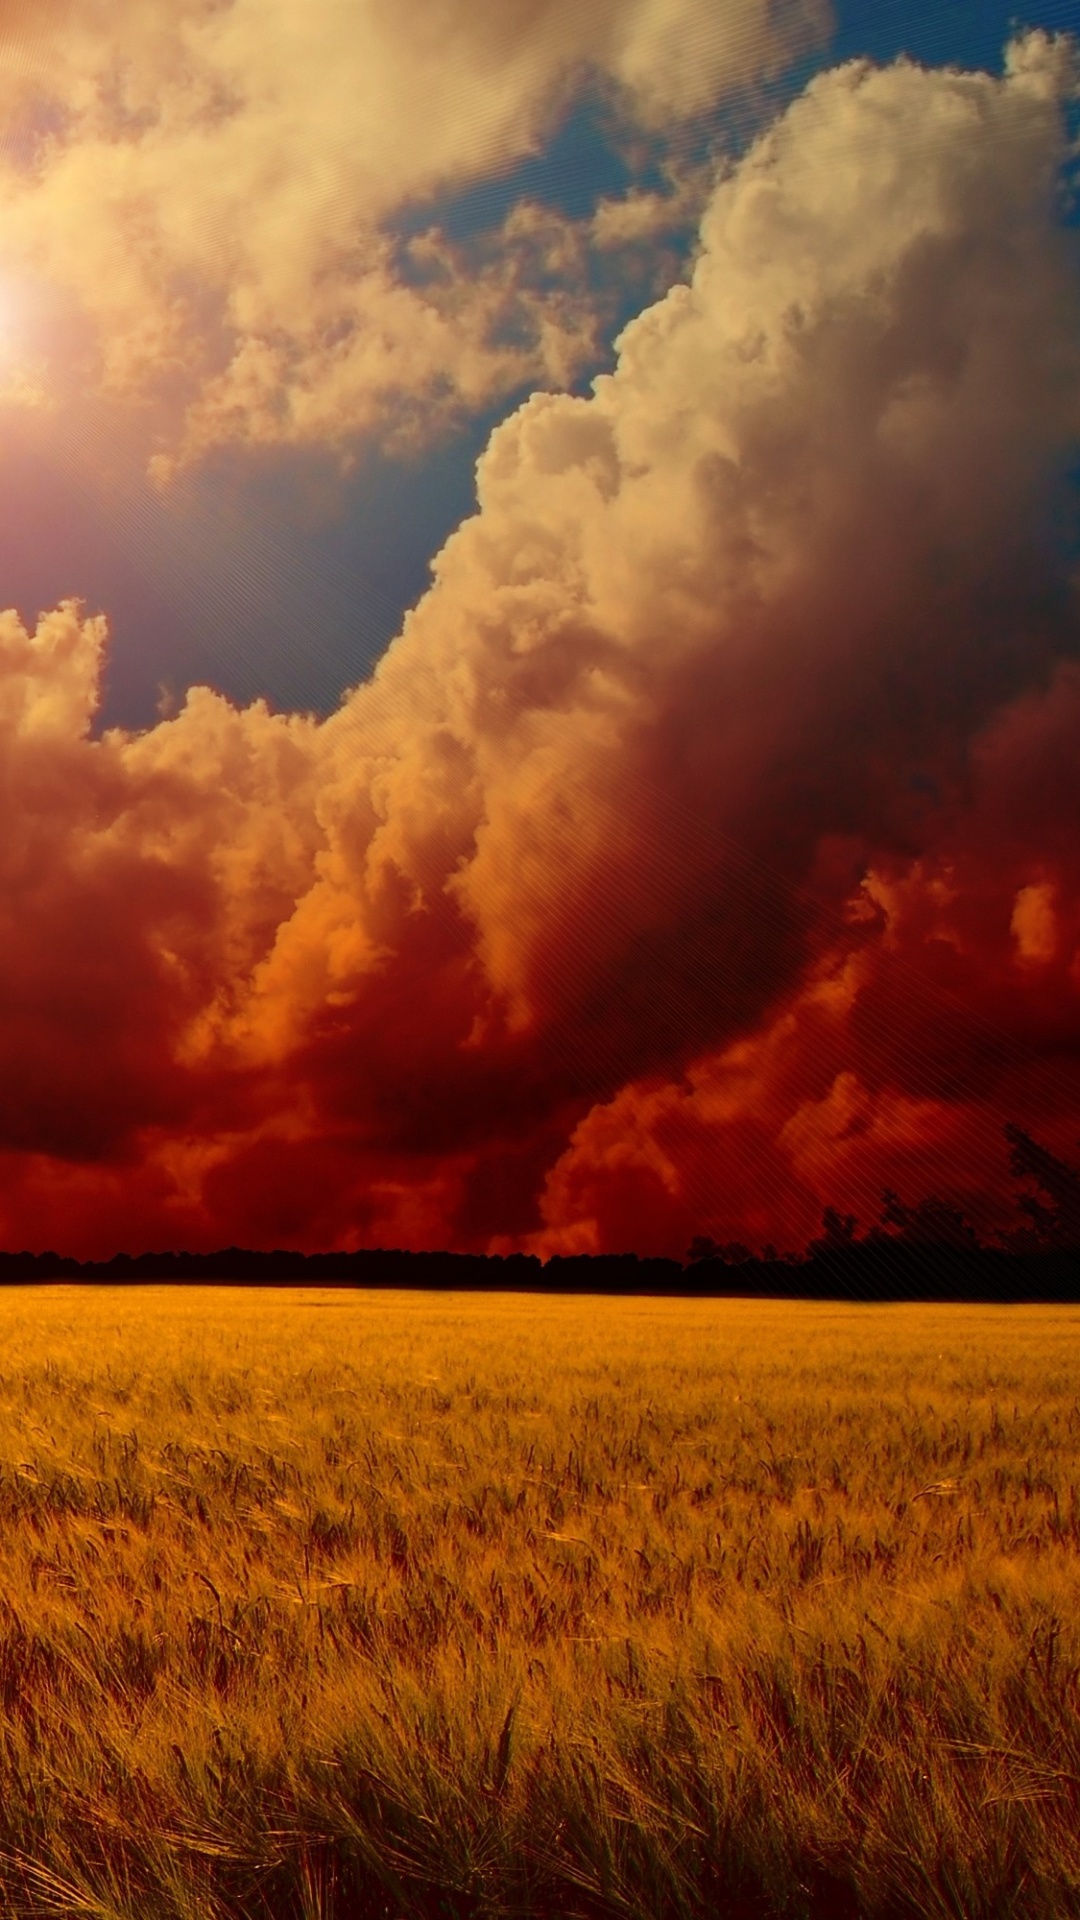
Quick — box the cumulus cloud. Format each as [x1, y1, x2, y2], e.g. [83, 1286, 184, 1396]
[0, 33, 1077, 1256]
[0, 0, 829, 468]
[535, 660, 1080, 1258]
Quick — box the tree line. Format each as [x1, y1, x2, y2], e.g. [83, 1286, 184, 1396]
[0, 1125, 1077, 1299]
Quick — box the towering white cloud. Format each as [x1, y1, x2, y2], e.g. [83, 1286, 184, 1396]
[0, 32, 1076, 1255]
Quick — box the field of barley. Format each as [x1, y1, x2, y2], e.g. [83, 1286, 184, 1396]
[0, 1287, 1074, 1920]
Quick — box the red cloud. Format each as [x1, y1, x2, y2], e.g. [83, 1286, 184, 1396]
[0, 36, 1078, 1257]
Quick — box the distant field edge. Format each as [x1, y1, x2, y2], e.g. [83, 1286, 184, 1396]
[0, 1245, 1077, 1302]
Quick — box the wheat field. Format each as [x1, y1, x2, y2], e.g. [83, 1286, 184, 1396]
[0, 1286, 1073, 1919]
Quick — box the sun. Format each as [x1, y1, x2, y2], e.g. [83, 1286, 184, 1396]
[0, 283, 55, 410]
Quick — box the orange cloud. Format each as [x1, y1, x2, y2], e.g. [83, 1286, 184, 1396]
[536, 657, 1080, 1257]
[0, 35, 1077, 1257]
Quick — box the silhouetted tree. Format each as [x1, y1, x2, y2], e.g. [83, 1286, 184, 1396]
[687, 1235, 719, 1262]
[823, 1206, 857, 1242]
[806, 1207, 859, 1259]
[1005, 1124, 1080, 1250]
[878, 1189, 979, 1249]
[686, 1235, 753, 1265]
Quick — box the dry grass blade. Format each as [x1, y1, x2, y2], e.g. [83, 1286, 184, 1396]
[0, 1289, 1069, 1920]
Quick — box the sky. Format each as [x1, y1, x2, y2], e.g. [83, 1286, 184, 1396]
[0, 0, 1077, 1259]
